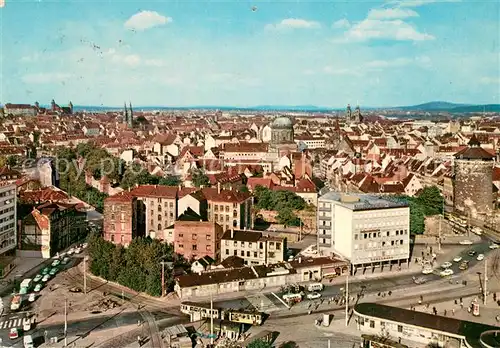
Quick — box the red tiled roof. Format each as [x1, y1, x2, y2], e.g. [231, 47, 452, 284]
[129, 185, 178, 199]
[201, 187, 251, 203]
[247, 177, 274, 190]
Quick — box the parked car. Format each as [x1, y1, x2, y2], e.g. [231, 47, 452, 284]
[440, 269, 454, 277]
[41, 267, 50, 275]
[422, 268, 434, 275]
[459, 262, 468, 271]
[28, 293, 36, 302]
[459, 240, 473, 245]
[453, 256, 462, 262]
[9, 328, 19, 339]
[49, 268, 58, 276]
[74, 247, 82, 254]
[472, 227, 482, 235]
[51, 260, 60, 267]
[61, 257, 70, 265]
[33, 274, 42, 283]
[23, 318, 31, 332]
[477, 254, 485, 261]
[306, 292, 322, 300]
[468, 250, 477, 257]
[34, 284, 42, 292]
[42, 275, 50, 282]
[67, 248, 75, 255]
[441, 262, 452, 269]
[490, 243, 499, 250]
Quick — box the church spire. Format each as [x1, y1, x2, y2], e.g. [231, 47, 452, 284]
[128, 101, 133, 128]
[123, 102, 128, 124]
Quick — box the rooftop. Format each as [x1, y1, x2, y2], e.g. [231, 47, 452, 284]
[319, 192, 408, 211]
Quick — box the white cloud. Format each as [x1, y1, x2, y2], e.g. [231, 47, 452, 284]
[124, 10, 172, 31]
[367, 8, 419, 19]
[22, 73, 73, 84]
[480, 77, 500, 85]
[365, 57, 412, 68]
[323, 66, 364, 77]
[340, 19, 435, 42]
[390, 0, 461, 8]
[332, 19, 351, 29]
[265, 18, 320, 30]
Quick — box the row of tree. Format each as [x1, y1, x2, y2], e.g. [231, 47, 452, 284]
[253, 186, 308, 227]
[87, 233, 191, 296]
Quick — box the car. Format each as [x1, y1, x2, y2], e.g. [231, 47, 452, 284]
[49, 267, 58, 276]
[459, 263, 468, 270]
[67, 248, 75, 255]
[23, 318, 31, 332]
[459, 240, 473, 245]
[74, 247, 82, 254]
[61, 257, 70, 265]
[28, 293, 36, 302]
[453, 256, 462, 262]
[34, 284, 42, 292]
[42, 275, 50, 282]
[69, 287, 82, 293]
[472, 227, 483, 235]
[422, 268, 434, 275]
[490, 243, 499, 250]
[33, 274, 42, 283]
[9, 328, 19, 339]
[440, 269, 454, 277]
[477, 254, 485, 261]
[41, 267, 50, 275]
[306, 292, 322, 300]
[413, 277, 427, 285]
[441, 262, 452, 269]
[51, 259, 60, 267]
[468, 250, 477, 257]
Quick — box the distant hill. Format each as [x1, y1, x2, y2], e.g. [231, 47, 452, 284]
[393, 101, 470, 111]
[449, 104, 500, 113]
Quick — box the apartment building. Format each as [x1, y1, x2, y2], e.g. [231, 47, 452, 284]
[173, 208, 223, 261]
[220, 229, 286, 266]
[129, 185, 178, 239]
[0, 182, 17, 257]
[103, 192, 143, 246]
[21, 202, 86, 259]
[317, 192, 410, 273]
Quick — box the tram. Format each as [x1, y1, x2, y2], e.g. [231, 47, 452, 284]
[180, 302, 264, 325]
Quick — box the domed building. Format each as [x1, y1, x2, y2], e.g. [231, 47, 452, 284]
[270, 116, 294, 145]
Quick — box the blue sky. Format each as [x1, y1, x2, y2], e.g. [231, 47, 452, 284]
[1, 0, 499, 107]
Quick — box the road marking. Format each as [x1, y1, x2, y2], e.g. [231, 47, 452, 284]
[2, 321, 8, 329]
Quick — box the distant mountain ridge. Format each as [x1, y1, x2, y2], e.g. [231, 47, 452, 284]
[67, 102, 499, 113]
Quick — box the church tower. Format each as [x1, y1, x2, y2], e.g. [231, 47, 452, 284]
[346, 104, 352, 122]
[128, 102, 133, 128]
[123, 102, 128, 125]
[354, 105, 363, 123]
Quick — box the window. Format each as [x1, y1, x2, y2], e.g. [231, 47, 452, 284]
[206, 235, 211, 240]
[241, 251, 244, 257]
[225, 206, 229, 212]
[121, 235, 124, 243]
[398, 325, 403, 333]
[179, 234, 183, 238]
[254, 252, 257, 257]
[192, 245, 197, 251]
[259, 242, 263, 249]
[206, 245, 211, 251]
[225, 240, 229, 246]
[192, 234, 197, 239]
[233, 220, 238, 227]
[111, 213, 115, 220]
[354, 234, 358, 240]
[157, 214, 162, 221]
[158, 205, 162, 212]
[158, 223, 162, 230]
[214, 205, 218, 212]
[178, 244, 183, 248]
[248, 242, 252, 248]
[370, 320, 375, 328]
[226, 215, 229, 222]
[169, 202, 173, 208]
[226, 249, 229, 255]
[234, 250, 237, 256]
[391, 241, 395, 246]
[110, 234, 115, 242]
[247, 251, 250, 257]
[364, 234, 367, 239]
[241, 241, 245, 247]
[234, 241, 237, 246]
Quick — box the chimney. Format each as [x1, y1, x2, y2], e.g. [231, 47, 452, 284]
[298, 257, 302, 264]
[231, 229, 234, 239]
[217, 182, 221, 194]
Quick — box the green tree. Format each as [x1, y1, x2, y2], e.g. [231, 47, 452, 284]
[121, 163, 159, 189]
[192, 170, 210, 188]
[159, 176, 181, 186]
[415, 186, 443, 216]
[276, 208, 301, 227]
[248, 339, 273, 348]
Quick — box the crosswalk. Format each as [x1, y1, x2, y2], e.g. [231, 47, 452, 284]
[246, 294, 282, 312]
[0, 316, 35, 330]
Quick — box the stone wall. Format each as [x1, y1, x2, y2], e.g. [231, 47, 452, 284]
[453, 160, 493, 217]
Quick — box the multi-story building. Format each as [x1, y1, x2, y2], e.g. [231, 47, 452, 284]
[103, 192, 142, 246]
[0, 182, 17, 257]
[129, 185, 178, 239]
[220, 229, 286, 266]
[21, 202, 86, 258]
[173, 208, 223, 261]
[317, 192, 410, 273]
[179, 186, 252, 232]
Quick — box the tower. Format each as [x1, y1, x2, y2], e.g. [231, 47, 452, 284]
[69, 101, 73, 114]
[128, 102, 133, 128]
[453, 134, 495, 217]
[354, 105, 363, 123]
[123, 102, 128, 125]
[346, 104, 352, 122]
[51, 99, 56, 111]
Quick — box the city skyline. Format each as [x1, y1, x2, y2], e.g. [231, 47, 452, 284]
[1, 0, 499, 107]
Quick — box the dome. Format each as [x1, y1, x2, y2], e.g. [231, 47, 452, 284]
[271, 116, 293, 129]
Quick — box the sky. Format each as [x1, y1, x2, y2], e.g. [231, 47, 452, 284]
[0, 0, 499, 108]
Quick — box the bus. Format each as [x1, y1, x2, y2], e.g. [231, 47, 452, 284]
[282, 292, 304, 303]
[11, 295, 21, 311]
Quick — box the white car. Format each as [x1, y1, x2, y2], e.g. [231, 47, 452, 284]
[472, 227, 482, 235]
[489, 243, 499, 250]
[22, 318, 31, 332]
[51, 259, 60, 267]
[42, 275, 50, 282]
[477, 254, 485, 261]
[459, 240, 473, 245]
[453, 256, 462, 263]
[74, 247, 82, 254]
[422, 268, 434, 275]
[441, 262, 453, 269]
[67, 248, 75, 255]
[307, 292, 322, 300]
[440, 269, 454, 277]
[28, 293, 36, 302]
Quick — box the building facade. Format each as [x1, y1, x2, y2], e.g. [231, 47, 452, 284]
[220, 229, 286, 266]
[453, 134, 495, 218]
[0, 182, 17, 256]
[21, 202, 86, 259]
[318, 192, 410, 272]
[103, 192, 141, 246]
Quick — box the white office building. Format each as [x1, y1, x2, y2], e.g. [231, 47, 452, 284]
[0, 182, 17, 256]
[317, 192, 410, 273]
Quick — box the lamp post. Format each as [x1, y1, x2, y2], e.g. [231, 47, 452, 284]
[159, 260, 173, 297]
[83, 256, 88, 295]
